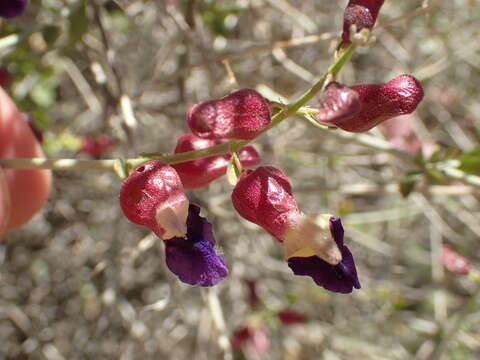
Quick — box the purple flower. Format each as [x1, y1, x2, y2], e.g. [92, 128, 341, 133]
[165, 204, 228, 287]
[288, 217, 361, 294]
[0, 0, 28, 19]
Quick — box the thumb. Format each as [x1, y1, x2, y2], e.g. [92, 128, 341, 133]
[0, 86, 51, 232]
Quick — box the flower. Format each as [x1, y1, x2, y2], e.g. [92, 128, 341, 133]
[119, 161, 228, 287]
[231, 166, 360, 293]
[342, 0, 385, 43]
[187, 89, 272, 140]
[316, 75, 424, 132]
[0, 0, 28, 18]
[277, 309, 306, 326]
[231, 325, 270, 355]
[244, 278, 261, 308]
[79, 134, 114, 158]
[172, 134, 260, 189]
[442, 246, 471, 275]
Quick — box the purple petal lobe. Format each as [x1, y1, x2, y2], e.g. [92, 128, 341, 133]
[165, 204, 228, 287]
[329, 216, 345, 247]
[288, 217, 360, 294]
[0, 0, 28, 18]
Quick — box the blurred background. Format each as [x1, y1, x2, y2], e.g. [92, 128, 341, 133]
[1, 0, 480, 359]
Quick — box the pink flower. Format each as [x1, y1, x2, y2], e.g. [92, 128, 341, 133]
[172, 134, 260, 189]
[442, 246, 471, 275]
[187, 89, 271, 140]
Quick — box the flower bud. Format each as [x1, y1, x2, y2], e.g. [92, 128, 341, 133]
[79, 134, 114, 158]
[0, 0, 28, 18]
[172, 134, 260, 189]
[187, 89, 272, 140]
[277, 309, 306, 326]
[119, 161, 189, 239]
[316, 74, 424, 132]
[442, 246, 471, 275]
[342, 0, 385, 43]
[231, 326, 270, 355]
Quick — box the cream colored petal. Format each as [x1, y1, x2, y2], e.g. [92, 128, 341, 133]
[284, 213, 342, 265]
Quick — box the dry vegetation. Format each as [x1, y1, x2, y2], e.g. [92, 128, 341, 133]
[1, 0, 480, 359]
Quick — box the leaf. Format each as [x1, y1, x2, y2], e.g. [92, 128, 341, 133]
[458, 147, 480, 176]
[43, 25, 61, 46]
[30, 74, 59, 107]
[226, 153, 242, 185]
[69, 3, 89, 46]
[399, 178, 417, 198]
[399, 172, 422, 198]
[428, 146, 461, 163]
[425, 168, 444, 184]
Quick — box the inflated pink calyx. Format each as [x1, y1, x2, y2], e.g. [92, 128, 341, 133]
[316, 74, 424, 133]
[172, 134, 260, 189]
[187, 89, 272, 140]
[342, 0, 385, 43]
[231, 166, 299, 242]
[119, 161, 189, 239]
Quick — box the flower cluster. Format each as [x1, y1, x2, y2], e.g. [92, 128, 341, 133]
[118, 88, 361, 293]
[119, 89, 265, 287]
[117, 3, 425, 292]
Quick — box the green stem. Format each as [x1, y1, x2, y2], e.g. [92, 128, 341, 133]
[0, 45, 356, 172]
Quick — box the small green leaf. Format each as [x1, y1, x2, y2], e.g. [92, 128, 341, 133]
[428, 146, 461, 163]
[30, 74, 59, 107]
[399, 172, 422, 198]
[399, 178, 417, 198]
[43, 25, 61, 46]
[458, 147, 480, 176]
[425, 168, 444, 184]
[69, 3, 89, 46]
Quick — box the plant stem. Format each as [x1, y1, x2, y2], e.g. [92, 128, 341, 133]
[0, 44, 357, 172]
